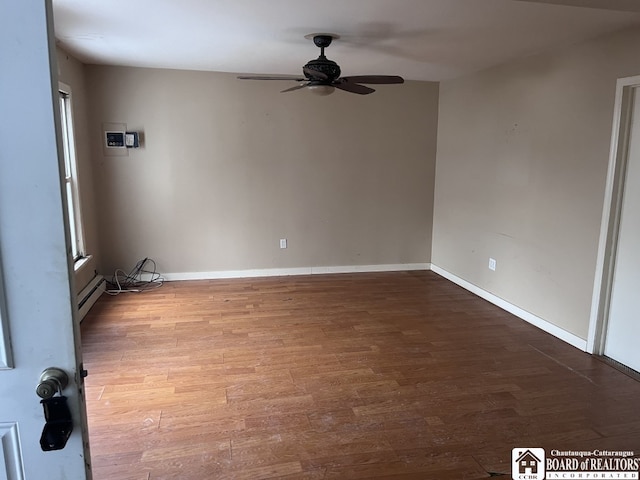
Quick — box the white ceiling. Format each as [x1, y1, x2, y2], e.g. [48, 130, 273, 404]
[52, 0, 640, 81]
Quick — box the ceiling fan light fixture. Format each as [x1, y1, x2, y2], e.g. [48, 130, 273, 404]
[307, 84, 335, 96]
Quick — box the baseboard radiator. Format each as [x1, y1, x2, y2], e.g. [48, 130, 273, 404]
[77, 275, 105, 322]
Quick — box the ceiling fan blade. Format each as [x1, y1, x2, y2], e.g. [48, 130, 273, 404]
[339, 75, 404, 84]
[334, 82, 375, 95]
[237, 75, 306, 81]
[281, 84, 308, 93]
[303, 67, 328, 81]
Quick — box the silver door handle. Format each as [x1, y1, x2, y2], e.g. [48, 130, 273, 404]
[36, 367, 68, 399]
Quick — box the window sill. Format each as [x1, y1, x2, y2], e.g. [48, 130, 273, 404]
[74, 255, 93, 274]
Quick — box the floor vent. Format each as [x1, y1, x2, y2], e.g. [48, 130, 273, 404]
[597, 356, 640, 382]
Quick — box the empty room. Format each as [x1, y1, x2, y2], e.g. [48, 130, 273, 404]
[2, 1, 640, 479]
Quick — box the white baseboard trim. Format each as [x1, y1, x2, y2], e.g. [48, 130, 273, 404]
[430, 264, 588, 352]
[162, 263, 431, 282]
[311, 263, 431, 275]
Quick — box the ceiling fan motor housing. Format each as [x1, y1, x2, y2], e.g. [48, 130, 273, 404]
[304, 57, 341, 83]
[303, 34, 341, 83]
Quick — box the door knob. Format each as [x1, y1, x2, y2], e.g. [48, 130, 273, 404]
[36, 367, 69, 399]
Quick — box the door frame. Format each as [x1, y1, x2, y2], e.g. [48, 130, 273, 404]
[588, 74, 640, 355]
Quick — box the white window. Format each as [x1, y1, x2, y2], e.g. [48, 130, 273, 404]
[58, 84, 84, 261]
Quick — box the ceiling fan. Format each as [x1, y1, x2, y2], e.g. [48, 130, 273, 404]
[238, 34, 404, 96]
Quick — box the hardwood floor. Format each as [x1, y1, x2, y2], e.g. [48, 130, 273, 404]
[81, 271, 640, 479]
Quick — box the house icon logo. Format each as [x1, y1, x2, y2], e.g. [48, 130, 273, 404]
[512, 448, 545, 480]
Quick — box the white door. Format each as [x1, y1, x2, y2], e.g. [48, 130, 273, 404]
[0, 1, 91, 479]
[604, 88, 640, 373]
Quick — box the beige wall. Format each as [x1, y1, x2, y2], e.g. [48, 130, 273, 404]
[433, 27, 640, 340]
[57, 25, 640, 344]
[56, 48, 101, 292]
[85, 66, 438, 275]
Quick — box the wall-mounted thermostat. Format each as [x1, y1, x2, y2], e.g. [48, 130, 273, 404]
[105, 131, 125, 148]
[105, 131, 140, 149]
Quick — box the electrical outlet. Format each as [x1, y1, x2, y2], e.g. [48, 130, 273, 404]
[279, 238, 287, 249]
[488, 258, 497, 271]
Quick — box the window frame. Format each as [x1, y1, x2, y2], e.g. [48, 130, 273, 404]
[58, 82, 85, 262]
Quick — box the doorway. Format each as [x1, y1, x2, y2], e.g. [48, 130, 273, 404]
[589, 74, 640, 373]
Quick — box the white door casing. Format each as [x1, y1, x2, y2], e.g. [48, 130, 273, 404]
[603, 89, 640, 372]
[0, 1, 91, 479]
[589, 75, 640, 372]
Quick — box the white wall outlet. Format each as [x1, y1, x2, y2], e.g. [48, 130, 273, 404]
[279, 238, 287, 249]
[489, 257, 497, 271]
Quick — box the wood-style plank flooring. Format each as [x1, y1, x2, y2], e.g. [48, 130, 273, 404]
[81, 271, 640, 479]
